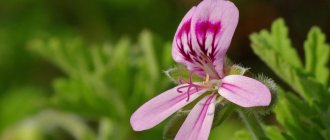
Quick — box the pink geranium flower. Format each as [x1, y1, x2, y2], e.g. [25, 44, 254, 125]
[130, 0, 271, 139]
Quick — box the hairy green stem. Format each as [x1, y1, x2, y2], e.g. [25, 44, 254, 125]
[238, 110, 269, 140]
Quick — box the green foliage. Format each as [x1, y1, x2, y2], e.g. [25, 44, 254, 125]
[0, 110, 96, 140]
[235, 130, 253, 140]
[251, 19, 330, 107]
[250, 18, 330, 140]
[234, 127, 285, 140]
[0, 87, 47, 132]
[6, 30, 174, 139]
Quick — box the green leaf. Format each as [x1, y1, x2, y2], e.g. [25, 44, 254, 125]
[321, 108, 330, 139]
[304, 27, 330, 85]
[250, 18, 330, 107]
[1, 110, 96, 140]
[29, 38, 90, 76]
[0, 87, 47, 133]
[161, 42, 173, 69]
[52, 77, 126, 120]
[107, 38, 133, 98]
[237, 110, 269, 140]
[250, 18, 330, 140]
[251, 19, 302, 69]
[264, 126, 285, 140]
[250, 19, 304, 95]
[274, 89, 324, 140]
[130, 31, 173, 106]
[139, 30, 160, 81]
[235, 130, 253, 140]
[29, 33, 175, 139]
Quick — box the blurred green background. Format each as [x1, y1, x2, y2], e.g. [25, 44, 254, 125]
[0, 0, 329, 139]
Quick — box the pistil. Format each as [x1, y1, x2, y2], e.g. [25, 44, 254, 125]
[177, 73, 211, 102]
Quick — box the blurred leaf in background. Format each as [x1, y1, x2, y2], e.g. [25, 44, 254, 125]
[249, 18, 330, 140]
[0, 110, 96, 140]
[23, 30, 173, 139]
[0, 87, 47, 132]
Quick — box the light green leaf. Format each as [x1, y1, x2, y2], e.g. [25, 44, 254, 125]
[264, 126, 285, 140]
[250, 18, 330, 140]
[0, 87, 47, 133]
[1, 110, 96, 140]
[52, 78, 126, 120]
[304, 27, 330, 85]
[237, 110, 269, 140]
[139, 30, 160, 80]
[250, 19, 330, 106]
[235, 130, 253, 140]
[251, 19, 302, 69]
[250, 19, 304, 96]
[108, 38, 133, 97]
[130, 31, 173, 105]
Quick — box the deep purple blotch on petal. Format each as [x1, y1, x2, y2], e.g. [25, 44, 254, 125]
[172, 0, 239, 78]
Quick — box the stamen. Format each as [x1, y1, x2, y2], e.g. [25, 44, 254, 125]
[203, 74, 210, 84]
[176, 71, 204, 102]
[178, 76, 188, 84]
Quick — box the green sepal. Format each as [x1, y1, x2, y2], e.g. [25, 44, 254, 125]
[225, 65, 250, 76]
[164, 65, 202, 84]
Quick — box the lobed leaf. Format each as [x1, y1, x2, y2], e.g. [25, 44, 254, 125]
[250, 18, 330, 107]
[304, 27, 330, 86]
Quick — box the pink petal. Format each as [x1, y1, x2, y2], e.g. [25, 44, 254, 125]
[191, 0, 239, 78]
[130, 84, 208, 131]
[218, 75, 271, 107]
[172, 7, 206, 77]
[172, 0, 239, 79]
[174, 94, 216, 140]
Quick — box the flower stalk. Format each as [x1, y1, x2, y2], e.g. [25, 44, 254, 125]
[238, 110, 269, 140]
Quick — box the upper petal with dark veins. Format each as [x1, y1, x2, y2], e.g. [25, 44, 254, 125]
[172, 0, 239, 79]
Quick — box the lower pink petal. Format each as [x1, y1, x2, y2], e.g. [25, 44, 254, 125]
[218, 75, 271, 107]
[174, 94, 216, 140]
[130, 84, 207, 131]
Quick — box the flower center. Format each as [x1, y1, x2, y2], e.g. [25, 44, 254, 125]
[177, 73, 220, 102]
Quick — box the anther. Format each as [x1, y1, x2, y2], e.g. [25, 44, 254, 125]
[203, 74, 210, 85]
